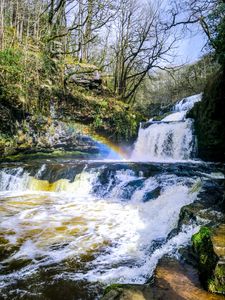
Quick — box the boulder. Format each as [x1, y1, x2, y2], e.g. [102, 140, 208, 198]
[192, 224, 225, 294]
[65, 63, 102, 90]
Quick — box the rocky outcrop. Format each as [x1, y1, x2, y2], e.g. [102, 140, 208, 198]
[178, 179, 225, 229]
[65, 63, 102, 91]
[0, 114, 100, 159]
[187, 70, 225, 162]
[102, 257, 225, 300]
[54, 90, 143, 143]
[192, 225, 225, 294]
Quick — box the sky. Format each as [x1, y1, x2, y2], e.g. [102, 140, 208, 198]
[176, 31, 207, 64]
[159, 0, 209, 65]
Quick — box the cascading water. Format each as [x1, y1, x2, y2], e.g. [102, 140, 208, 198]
[1, 159, 222, 300]
[0, 93, 223, 300]
[131, 94, 202, 161]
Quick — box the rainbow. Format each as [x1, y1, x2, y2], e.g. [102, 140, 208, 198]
[71, 124, 129, 160]
[80, 126, 128, 159]
[91, 134, 128, 160]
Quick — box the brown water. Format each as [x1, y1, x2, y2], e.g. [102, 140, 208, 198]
[0, 160, 223, 299]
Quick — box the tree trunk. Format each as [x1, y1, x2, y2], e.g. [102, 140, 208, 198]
[78, 0, 84, 62]
[84, 0, 93, 61]
[0, 0, 5, 50]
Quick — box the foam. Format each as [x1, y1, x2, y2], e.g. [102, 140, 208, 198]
[0, 167, 200, 288]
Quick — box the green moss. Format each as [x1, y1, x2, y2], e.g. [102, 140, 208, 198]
[215, 264, 225, 278]
[152, 111, 171, 121]
[56, 88, 144, 143]
[103, 283, 125, 296]
[209, 264, 225, 294]
[208, 278, 225, 294]
[1, 150, 93, 162]
[192, 227, 212, 248]
[189, 179, 202, 193]
[192, 227, 218, 290]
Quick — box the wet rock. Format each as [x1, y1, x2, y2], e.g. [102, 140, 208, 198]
[212, 224, 225, 259]
[0, 114, 103, 158]
[151, 257, 225, 300]
[178, 179, 225, 231]
[102, 257, 225, 300]
[192, 224, 225, 294]
[142, 186, 161, 202]
[102, 284, 152, 300]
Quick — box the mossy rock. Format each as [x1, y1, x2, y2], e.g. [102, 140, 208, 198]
[192, 226, 225, 294]
[103, 284, 125, 296]
[102, 284, 148, 300]
[208, 263, 225, 294]
[188, 69, 225, 162]
[192, 226, 217, 288]
[152, 111, 172, 121]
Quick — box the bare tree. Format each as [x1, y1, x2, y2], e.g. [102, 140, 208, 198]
[165, 0, 221, 47]
[111, 0, 177, 102]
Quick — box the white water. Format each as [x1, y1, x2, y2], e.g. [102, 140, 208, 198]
[174, 93, 202, 112]
[132, 93, 202, 161]
[0, 164, 202, 289]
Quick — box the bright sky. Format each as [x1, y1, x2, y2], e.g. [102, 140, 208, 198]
[176, 31, 207, 64]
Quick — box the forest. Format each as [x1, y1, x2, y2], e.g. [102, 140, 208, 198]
[0, 0, 224, 157]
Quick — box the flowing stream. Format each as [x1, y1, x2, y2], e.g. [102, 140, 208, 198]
[0, 94, 224, 299]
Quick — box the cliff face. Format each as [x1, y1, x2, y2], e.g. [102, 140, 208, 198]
[188, 70, 225, 162]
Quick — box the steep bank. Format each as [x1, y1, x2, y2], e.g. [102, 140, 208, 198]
[187, 70, 225, 162]
[0, 49, 143, 158]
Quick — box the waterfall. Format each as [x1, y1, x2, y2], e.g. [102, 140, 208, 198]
[0, 159, 222, 298]
[132, 93, 202, 161]
[0, 162, 201, 286]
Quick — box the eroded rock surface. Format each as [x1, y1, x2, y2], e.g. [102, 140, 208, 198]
[102, 257, 225, 300]
[192, 224, 225, 294]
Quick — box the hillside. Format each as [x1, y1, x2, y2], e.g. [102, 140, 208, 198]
[0, 47, 143, 158]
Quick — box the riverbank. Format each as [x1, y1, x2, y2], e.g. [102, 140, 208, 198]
[187, 70, 225, 162]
